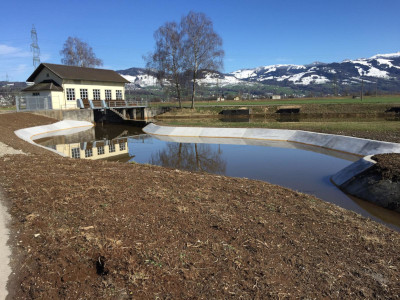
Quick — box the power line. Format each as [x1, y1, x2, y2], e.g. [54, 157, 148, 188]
[30, 25, 40, 69]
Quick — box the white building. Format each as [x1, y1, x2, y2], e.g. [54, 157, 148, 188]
[21, 63, 129, 110]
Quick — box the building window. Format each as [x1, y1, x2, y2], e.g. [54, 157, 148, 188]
[71, 148, 80, 159]
[119, 143, 126, 151]
[93, 89, 101, 100]
[85, 148, 93, 158]
[66, 88, 75, 101]
[116, 90, 122, 100]
[109, 144, 115, 153]
[32, 92, 40, 96]
[80, 89, 88, 100]
[97, 146, 104, 155]
[105, 89, 112, 100]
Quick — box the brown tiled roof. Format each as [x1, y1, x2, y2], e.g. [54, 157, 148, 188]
[27, 63, 130, 84]
[22, 80, 63, 92]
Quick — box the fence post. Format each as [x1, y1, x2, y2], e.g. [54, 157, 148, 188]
[16, 96, 20, 112]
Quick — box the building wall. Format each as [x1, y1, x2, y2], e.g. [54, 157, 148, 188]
[63, 80, 126, 100]
[32, 109, 94, 123]
[50, 91, 65, 109]
[34, 68, 63, 85]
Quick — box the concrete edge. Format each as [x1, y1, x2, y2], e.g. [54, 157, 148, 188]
[14, 120, 94, 157]
[143, 124, 400, 156]
[143, 124, 399, 190]
[331, 155, 377, 186]
[0, 188, 11, 300]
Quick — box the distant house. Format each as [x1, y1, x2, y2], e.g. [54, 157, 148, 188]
[21, 63, 129, 110]
[271, 95, 281, 100]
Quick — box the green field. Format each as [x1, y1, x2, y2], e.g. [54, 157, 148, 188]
[150, 95, 400, 107]
[0, 106, 16, 111]
[154, 95, 400, 143]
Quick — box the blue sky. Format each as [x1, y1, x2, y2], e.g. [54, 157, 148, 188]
[1, 0, 399, 81]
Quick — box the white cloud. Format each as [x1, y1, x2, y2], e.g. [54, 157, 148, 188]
[0, 44, 31, 58]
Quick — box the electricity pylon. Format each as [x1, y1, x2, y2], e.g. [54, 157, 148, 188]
[30, 25, 40, 69]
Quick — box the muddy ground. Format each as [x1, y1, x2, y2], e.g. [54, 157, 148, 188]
[0, 113, 399, 299]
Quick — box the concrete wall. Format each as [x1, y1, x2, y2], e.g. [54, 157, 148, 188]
[144, 107, 170, 119]
[50, 91, 64, 109]
[332, 155, 400, 213]
[32, 109, 94, 123]
[143, 124, 400, 156]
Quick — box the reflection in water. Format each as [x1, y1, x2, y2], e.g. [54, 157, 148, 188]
[35, 124, 400, 231]
[49, 137, 130, 160]
[150, 143, 226, 174]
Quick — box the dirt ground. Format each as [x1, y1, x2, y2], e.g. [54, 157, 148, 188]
[372, 153, 400, 182]
[0, 113, 399, 299]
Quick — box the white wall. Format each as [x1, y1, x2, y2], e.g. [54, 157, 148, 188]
[63, 80, 125, 101]
[33, 68, 63, 85]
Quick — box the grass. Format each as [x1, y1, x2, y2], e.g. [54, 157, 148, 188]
[0, 106, 16, 111]
[158, 118, 400, 143]
[161, 118, 400, 131]
[149, 95, 400, 107]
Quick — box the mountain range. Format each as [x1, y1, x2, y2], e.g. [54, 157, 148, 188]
[117, 52, 400, 95]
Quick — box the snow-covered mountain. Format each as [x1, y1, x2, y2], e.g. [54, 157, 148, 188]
[117, 52, 400, 93]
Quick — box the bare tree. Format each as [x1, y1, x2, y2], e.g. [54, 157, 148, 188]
[60, 37, 103, 68]
[150, 142, 226, 174]
[181, 11, 224, 108]
[145, 22, 185, 107]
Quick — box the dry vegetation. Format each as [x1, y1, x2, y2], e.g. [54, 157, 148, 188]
[0, 113, 399, 299]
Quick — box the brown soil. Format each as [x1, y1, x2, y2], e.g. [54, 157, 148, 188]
[0, 113, 400, 299]
[372, 153, 400, 182]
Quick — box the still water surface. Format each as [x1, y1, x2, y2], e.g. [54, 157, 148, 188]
[36, 124, 400, 231]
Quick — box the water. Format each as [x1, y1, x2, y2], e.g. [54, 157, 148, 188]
[35, 124, 400, 231]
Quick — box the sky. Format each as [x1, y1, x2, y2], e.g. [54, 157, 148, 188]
[1, 0, 399, 81]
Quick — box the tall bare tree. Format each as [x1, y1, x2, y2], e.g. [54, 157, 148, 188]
[60, 37, 103, 68]
[145, 22, 184, 107]
[181, 11, 224, 108]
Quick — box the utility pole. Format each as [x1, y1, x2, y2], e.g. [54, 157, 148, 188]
[30, 25, 40, 69]
[360, 79, 364, 102]
[333, 75, 338, 96]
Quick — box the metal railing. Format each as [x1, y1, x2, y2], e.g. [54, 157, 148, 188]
[77, 99, 148, 109]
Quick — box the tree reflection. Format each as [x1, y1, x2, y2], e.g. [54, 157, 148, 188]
[150, 143, 226, 174]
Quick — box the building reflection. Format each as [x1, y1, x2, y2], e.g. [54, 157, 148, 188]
[150, 143, 227, 174]
[50, 137, 129, 160]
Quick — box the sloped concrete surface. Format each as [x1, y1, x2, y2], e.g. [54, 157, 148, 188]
[143, 124, 400, 156]
[15, 120, 94, 156]
[331, 155, 376, 186]
[0, 188, 10, 300]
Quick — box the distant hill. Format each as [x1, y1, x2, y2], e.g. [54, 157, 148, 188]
[117, 52, 400, 95]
